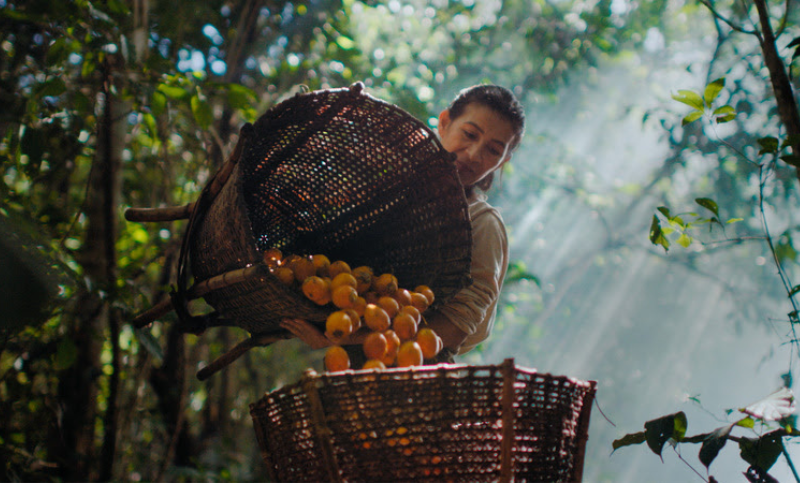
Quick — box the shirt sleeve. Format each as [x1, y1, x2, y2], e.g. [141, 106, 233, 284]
[437, 205, 508, 339]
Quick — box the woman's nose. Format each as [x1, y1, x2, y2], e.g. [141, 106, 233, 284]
[465, 143, 481, 162]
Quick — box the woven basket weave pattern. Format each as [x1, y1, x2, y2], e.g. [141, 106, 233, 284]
[250, 362, 596, 482]
[187, 84, 472, 334]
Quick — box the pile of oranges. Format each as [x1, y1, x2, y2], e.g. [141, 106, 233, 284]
[263, 248, 444, 372]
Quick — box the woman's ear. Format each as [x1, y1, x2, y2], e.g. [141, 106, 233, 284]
[438, 109, 451, 133]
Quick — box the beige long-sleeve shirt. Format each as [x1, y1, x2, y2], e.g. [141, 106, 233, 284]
[438, 192, 509, 354]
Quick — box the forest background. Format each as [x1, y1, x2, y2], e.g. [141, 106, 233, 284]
[3, 0, 800, 481]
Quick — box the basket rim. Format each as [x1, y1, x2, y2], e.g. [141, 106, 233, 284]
[250, 358, 598, 407]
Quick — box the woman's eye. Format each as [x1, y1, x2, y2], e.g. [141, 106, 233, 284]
[462, 130, 477, 139]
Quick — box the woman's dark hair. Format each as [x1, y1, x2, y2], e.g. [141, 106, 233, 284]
[446, 84, 526, 192]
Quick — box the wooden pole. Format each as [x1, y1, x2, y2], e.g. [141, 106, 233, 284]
[499, 358, 517, 482]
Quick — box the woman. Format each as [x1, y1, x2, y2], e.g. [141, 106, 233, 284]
[282, 84, 525, 362]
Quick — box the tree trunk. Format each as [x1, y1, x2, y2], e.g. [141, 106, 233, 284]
[52, 62, 127, 481]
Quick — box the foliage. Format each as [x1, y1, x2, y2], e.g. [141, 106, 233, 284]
[633, 1, 800, 480]
[614, 388, 796, 476]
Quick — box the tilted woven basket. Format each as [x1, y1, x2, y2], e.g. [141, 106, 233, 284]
[186, 83, 472, 335]
[249, 359, 597, 482]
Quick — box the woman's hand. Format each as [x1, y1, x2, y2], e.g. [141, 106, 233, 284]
[280, 318, 334, 350]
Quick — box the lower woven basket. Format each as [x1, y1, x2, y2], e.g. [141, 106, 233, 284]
[249, 359, 597, 482]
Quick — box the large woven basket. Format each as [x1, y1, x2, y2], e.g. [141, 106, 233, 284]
[186, 82, 472, 335]
[249, 359, 597, 482]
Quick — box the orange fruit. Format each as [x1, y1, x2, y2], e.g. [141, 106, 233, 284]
[263, 247, 283, 268]
[301, 276, 331, 305]
[362, 359, 386, 371]
[372, 273, 398, 295]
[326, 310, 354, 340]
[352, 296, 367, 318]
[330, 272, 358, 292]
[292, 257, 316, 283]
[282, 254, 303, 268]
[344, 309, 362, 331]
[363, 291, 380, 305]
[396, 341, 424, 367]
[312, 254, 331, 277]
[399, 305, 421, 324]
[332, 285, 358, 309]
[363, 304, 390, 331]
[378, 296, 400, 319]
[382, 329, 401, 366]
[392, 288, 412, 307]
[328, 260, 351, 278]
[415, 285, 435, 305]
[363, 331, 388, 360]
[393, 312, 418, 341]
[324, 346, 350, 372]
[351, 266, 374, 294]
[417, 327, 442, 359]
[274, 266, 295, 286]
[410, 292, 430, 312]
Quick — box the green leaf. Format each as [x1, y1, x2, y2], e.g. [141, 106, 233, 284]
[191, 94, 214, 130]
[505, 261, 541, 287]
[35, 78, 67, 98]
[726, 218, 743, 224]
[54, 338, 78, 371]
[695, 198, 719, 217]
[226, 83, 258, 110]
[677, 233, 692, 248]
[46, 38, 71, 66]
[699, 424, 732, 468]
[649, 215, 669, 251]
[703, 78, 725, 106]
[612, 431, 646, 452]
[758, 136, 780, 155]
[712, 105, 736, 123]
[672, 90, 704, 110]
[669, 216, 685, 228]
[644, 412, 687, 458]
[336, 35, 356, 50]
[657, 206, 671, 218]
[682, 110, 703, 126]
[151, 90, 167, 116]
[157, 83, 190, 100]
[739, 431, 783, 471]
[776, 234, 798, 264]
[780, 153, 800, 166]
[737, 417, 756, 429]
[142, 113, 158, 139]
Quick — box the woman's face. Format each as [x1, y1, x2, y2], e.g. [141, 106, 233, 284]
[437, 103, 516, 189]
